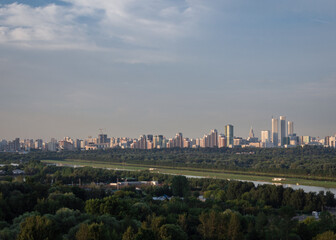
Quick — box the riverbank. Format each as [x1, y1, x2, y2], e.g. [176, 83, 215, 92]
[41, 159, 336, 189]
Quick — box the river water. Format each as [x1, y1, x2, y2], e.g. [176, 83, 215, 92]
[148, 173, 336, 195]
[170, 175, 336, 195]
[244, 180, 336, 195]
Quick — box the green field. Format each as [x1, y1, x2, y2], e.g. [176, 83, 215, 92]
[41, 159, 336, 188]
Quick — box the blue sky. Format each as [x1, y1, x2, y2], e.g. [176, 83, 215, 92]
[0, 0, 335, 140]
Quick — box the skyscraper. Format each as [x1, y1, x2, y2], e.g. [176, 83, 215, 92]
[272, 117, 278, 147]
[98, 134, 108, 144]
[261, 130, 270, 143]
[288, 121, 294, 136]
[225, 124, 234, 146]
[280, 116, 287, 146]
[209, 129, 218, 148]
[175, 133, 183, 148]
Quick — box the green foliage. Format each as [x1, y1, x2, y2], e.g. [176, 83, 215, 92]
[17, 215, 55, 240]
[1, 159, 336, 240]
[313, 231, 336, 240]
[5, 146, 336, 178]
[122, 226, 136, 240]
[158, 224, 187, 240]
[134, 227, 155, 240]
[75, 222, 113, 240]
[171, 175, 190, 197]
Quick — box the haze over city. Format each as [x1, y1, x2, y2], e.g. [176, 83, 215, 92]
[0, 0, 335, 140]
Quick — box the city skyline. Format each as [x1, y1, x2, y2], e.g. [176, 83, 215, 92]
[1, 115, 335, 143]
[2, 117, 336, 152]
[1, 1, 336, 140]
[0, 115, 335, 141]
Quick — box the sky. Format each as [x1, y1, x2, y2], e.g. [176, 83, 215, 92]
[0, 0, 335, 141]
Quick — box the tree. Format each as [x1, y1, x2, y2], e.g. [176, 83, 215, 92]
[17, 215, 55, 240]
[158, 224, 187, 240]
[85, 199, 102, 215]
[76, 222, 111, 240]
[171, 176, 190, 197]
[134, 228, 155, 240]
[198, 211, 230, 240]
[122, 226, 135, 240]
[313, 231, 336, 240]
[325, 191, 336, 207]
[227, 213, 243, 240]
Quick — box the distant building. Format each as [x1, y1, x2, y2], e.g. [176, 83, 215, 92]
[249, 142, 261, 148]
[209, 129, 218, 148]
[147, 140, 153, 149]
[174, 133, 183, 148]
[261, 130, 270, 143]
[280, 116, 287, 146]
[12, 169, 25, 175]
[98, 134, 108, 144]
[233, 137, 242, 146]
[147, 135, 153, 142]
[35, 139, 43, 149]
[248, 127, 258, 143]
[218, 134, 226, 148]
[47, 138, 58, 152]
[59, 139, 74, 151]
[225, 124, 234, 146]
[183, 138, 190, 148]
[328, 136, 336, 148]
[301, 136, 311, 145]
[288, 121, 294, 136]
[272, 117, 278, 147]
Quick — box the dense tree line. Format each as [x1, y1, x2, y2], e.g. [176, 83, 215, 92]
[1, 162, 336, 239]
[2, 146, 336, 179]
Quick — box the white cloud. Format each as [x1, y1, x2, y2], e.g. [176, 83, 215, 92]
[0, 0, 207, 62]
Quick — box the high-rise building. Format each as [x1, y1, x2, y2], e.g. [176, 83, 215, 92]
[225, 124, 234, 146]
[201, 135, 209, 148]
[261, 130, 270, 143]
[218, 135, 226, 148]
[209, 129, 218, 148]
[147, 135, 153, 142]
[35, 139, 43, 149]
[47, 138, 58, 152]
[280, 116, 287, 146]
[139, 135, 147, 149]
[301, 136, 311, 145]
[153, 135, 164, 148]
[174, 133, 183, 148]
[183, 138, 190, 148]
[153, 135, 159, 148]
[272, 117, 278, 146]
[288, 121, 294, 136]
[98, 134, 108, 144]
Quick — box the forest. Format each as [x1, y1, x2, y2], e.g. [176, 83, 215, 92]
[1, 160, 336, 240]
[1, 146, 336, 179]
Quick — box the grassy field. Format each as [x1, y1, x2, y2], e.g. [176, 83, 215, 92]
[41, 159, 336, 188]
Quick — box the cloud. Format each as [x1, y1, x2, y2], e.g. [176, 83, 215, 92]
[0, 0, 207, 62]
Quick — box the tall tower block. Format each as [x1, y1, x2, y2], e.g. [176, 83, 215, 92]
[225, 124, 234, 146]
[272, 117, 278, 147]
[280, 116, 287, 146]
[288, 121, 294, 136]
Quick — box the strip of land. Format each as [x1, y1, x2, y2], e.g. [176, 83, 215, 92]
[41, 159, 336, 188]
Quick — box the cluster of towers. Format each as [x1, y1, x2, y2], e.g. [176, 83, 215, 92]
[271, 116, 294, 147]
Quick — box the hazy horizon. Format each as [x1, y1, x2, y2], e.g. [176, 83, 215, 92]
[1, 0, 335, 140]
